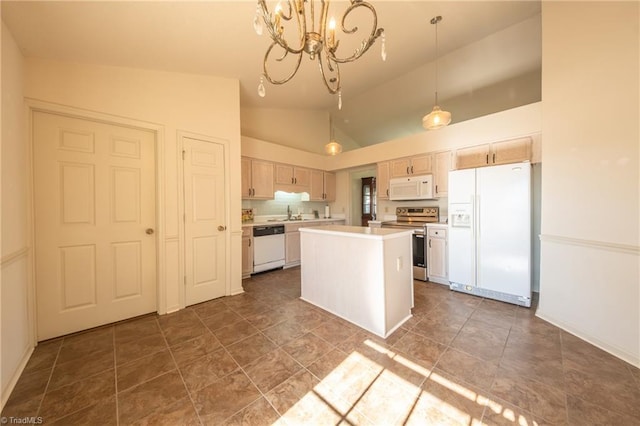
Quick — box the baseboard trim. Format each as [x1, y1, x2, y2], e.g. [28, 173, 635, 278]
[1, 345, 34, 410]
[536, 309, 639, 368]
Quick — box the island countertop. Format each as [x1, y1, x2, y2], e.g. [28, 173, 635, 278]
[300, 225, 413, 240]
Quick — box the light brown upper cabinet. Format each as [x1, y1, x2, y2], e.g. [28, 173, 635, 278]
[491, 138, 532, 165]
[274, 164, 311, 192]
[376, 161, 390, 200]
[241, 157, 274, 199]
[433, 151, 452, 198]
[390, 153, 432, 178]
[310, 170, 336, 201]
[455, 137, 532, 170]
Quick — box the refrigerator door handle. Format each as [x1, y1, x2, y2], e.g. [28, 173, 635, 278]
[474, 194, 480, 287]
[470, 195, 476, 240]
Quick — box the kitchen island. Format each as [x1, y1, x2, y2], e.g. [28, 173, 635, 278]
[299, 225, 414, 338]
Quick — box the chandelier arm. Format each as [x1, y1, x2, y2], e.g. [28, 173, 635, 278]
[263, 42, 304, 85]
[319, 0, 329, 41]
[317, 52, 340, 94]
[258, 0, 306, 55]
[329, 1, 383, 63]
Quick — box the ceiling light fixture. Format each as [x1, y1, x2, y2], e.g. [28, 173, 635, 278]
[254, 0, 386, 110]
[325, 114, 342, 155]
[422, 15, 451, 130]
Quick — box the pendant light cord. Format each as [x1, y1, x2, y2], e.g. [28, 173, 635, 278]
[434, 16, 439, 106]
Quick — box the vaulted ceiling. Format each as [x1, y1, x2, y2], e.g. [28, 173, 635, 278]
[2, 1, 542, 153]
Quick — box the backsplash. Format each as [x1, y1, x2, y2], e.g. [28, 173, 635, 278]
[242, 191, 329, 217]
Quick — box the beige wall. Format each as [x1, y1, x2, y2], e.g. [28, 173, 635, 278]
[1, 21, 32, 407]
[538, 2, 639, 366]
[22, 59, 243, 313]
[241, 107, 359, 154]
[328, 102, 542, 171]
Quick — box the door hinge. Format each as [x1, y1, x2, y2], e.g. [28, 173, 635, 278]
[183, 276, 186, 286]
[183, 213, 186, 222]
[182, 150, 186, 160]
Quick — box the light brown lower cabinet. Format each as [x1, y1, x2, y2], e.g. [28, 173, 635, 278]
[242, 226, 253, 278]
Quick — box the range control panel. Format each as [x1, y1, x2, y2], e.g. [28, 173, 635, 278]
[396, 207, 439, 222]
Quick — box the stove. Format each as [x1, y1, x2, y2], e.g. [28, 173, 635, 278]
[382, 207, 440, 234]
[382, 207, 440, 282]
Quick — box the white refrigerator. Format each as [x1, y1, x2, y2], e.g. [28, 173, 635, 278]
[448, 162, 531, 307]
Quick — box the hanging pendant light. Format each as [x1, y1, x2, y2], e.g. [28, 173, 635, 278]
[422, 16, 451, 130]
[325, 115, 343, 155]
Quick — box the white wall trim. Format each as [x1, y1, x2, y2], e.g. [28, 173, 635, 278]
[0, 247, 29, 267]
[536, 309, 639, 368]
[539, 234, 639, 256]
[24, 98, 168, 320]
[1, 346, 34, 409]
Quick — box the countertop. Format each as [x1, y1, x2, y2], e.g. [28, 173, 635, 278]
[242, 218, 344, 227]
[300, 225, 413, 240]
[426, 222, 448, 227]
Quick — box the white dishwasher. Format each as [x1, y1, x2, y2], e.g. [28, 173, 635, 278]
[253, 225, 285, 273]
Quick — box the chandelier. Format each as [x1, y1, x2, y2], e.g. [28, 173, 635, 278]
[422, 15, 451, 130]
[253, 0, 386, 110]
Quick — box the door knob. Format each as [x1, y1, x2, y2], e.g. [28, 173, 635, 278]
[146, 228, 154, 235]
[217, 225, 226, 231]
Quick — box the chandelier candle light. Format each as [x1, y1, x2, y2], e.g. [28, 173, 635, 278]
[422, 15, 451, 130]
[254, 0, 386, 110]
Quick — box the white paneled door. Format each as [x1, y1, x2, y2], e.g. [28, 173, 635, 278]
[33, 112, 157, 340]
[183, 137, 226, 305]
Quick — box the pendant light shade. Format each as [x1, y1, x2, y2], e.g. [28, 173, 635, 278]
[422, 15, 451, 131]
[422, 105, 452, 130]
[325, 114, 343, 155]
[325, 141, 343, 155]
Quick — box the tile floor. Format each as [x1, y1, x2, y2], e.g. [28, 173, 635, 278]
[2, 266, 639, 425]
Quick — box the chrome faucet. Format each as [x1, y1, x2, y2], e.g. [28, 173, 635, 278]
[287, 205, 292, 220]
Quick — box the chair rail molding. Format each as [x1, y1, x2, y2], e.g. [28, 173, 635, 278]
[539, 234, 639, 256]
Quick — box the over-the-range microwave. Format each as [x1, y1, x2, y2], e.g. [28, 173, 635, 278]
[389, 174, 434, 201]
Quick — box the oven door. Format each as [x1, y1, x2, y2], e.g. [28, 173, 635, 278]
[412, 232, 428, 281]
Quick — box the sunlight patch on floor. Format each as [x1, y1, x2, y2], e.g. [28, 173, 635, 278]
[277, 335, 541, 424]
[485, 399, 541, 426]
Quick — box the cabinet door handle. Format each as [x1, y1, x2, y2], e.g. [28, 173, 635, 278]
[386, 189, 389, 196]
[248, 239, 251, 247]
[486, 154, 489, 164]
[248, 188, 252, 196]
[406, 166, 410, 175]
[493, 153, 496, 163]
[435, 184, 438, 194]
[411, 166, 414, 174]
[429, 239, 432, 248]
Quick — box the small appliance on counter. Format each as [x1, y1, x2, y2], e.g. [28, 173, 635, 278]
[324, 205, 331, 219]
[241, 208, 254, 223]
